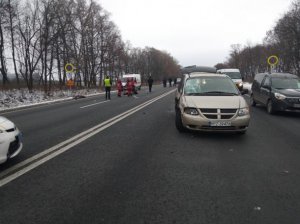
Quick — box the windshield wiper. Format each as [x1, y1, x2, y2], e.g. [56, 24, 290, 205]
[185, 93, 203, 96]
[202, 91, 238, 96]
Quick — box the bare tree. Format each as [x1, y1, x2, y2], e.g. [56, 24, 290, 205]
[0, 0, 9, 85]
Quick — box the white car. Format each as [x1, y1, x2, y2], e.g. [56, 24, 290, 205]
[0, 116, 23, 164]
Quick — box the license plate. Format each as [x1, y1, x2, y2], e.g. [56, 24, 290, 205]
[293, 104, 300, 108]
[209, 121, 231, 126]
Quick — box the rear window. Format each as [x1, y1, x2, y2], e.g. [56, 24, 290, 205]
[221, 72, 242, 79]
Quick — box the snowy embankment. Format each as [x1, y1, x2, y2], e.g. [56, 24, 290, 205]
[243, 82, 252, 94]
[0, 88, 103, 112]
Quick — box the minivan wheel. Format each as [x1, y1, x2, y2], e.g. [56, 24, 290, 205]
[267, 100, 275, 114]
[250, 94, 256, 106]
[175, 109, 186, 132]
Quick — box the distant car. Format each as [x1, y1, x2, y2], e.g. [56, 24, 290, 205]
[0, 116, 23, 164]
[175, 68, 250, 134]
[250, 73, 300, 114]
[217, 68, 244, 91]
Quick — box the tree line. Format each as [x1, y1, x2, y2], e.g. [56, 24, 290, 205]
[0, 0, 181, 91]
[215, 0, 300, 79]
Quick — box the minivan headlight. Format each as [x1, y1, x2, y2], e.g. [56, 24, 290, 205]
[238, 107, 249, 116]
[274, 92, 286, 100]
[238, 82, 243, 87]
[184, 107, 199, 115]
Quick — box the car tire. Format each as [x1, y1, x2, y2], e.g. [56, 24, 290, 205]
[250, 94, 256, 107]
[175, 108, 186, 132]
[267, 100, 275, 114]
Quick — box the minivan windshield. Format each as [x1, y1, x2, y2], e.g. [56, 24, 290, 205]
[184, 76, 239, 96]
[222, 72, 242, 79]
[272, 78, 300, 89]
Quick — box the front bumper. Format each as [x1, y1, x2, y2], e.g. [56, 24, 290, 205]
[181, 113, 250, 132]
[0, 130, 23, 164]
[272, 97, 300, 112]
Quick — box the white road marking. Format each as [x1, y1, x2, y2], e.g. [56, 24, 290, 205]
[0, 89, 176, 187]
[80, 100, 109, 108]
[133, 95, 139, 99]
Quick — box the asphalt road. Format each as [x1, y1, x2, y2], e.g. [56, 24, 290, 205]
[0, 85, 300, 224]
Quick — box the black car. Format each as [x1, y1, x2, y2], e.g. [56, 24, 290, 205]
[250, 73, 300, 114]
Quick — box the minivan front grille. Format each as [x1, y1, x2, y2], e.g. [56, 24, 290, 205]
[200, 108, 217, 113]
[220, 109, 237, 113]
[199, 108, 237, 120]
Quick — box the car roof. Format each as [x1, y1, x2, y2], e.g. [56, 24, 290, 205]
[268, 73, 298, 79]
[183, 73, 229, 79]
[181, 66, 216, 74]
[217, 68, 240, 72]
[255, 72, 298, 79]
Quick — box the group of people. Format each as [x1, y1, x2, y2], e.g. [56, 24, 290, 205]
[103, 75, 154, 100]
[163, 77, 177, 87]
[116, 77, 137, 97]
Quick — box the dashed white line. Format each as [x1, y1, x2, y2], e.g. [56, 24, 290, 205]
[0, 89, 176, 187]
[80, 100, 109, 108]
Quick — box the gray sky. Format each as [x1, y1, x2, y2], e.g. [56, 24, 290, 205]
[97, 0, 294, 67]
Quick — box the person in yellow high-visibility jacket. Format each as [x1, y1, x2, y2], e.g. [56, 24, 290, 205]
[104, 75, 112, 100]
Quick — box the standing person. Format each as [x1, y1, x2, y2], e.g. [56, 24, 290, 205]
[127, 78, 133, 96]
[117, 79, 122, 97]
[163, 77, 167, 87]
[168, 77, 172, 87]
[148, 75, 154, 93]
[173, 77, 177, 87]
[104, 75, 112, 100]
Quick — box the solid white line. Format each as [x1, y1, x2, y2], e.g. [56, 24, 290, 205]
[80, 100, 109, 108]
[0, 89, 176, 187]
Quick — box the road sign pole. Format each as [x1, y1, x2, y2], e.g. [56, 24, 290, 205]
[267, 55, 279, 74]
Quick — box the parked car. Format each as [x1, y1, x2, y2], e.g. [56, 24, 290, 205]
[0, 116, 23, 164]
[175, 68, 250, 134]
[250, 73, 300, 114]
[217, 68, 244, 91]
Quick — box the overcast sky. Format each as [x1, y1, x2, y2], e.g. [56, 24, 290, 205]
[97, 0, 294, 67]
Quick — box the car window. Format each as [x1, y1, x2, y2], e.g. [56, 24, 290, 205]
[222, 72, 242, 79]
[271, 78, 300, 89]
[254, 73, 266, 84]
[262, 77, 271, 87]
[184, 76, 239, 95]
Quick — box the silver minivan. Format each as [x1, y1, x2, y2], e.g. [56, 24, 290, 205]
[175, 71, 250, 134]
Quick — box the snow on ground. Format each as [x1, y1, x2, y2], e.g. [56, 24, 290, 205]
[243, 82, 252, 94]
[0, 88, 104, 112]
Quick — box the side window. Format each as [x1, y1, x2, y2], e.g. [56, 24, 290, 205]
[254, 73, 266, 84]
[262, 77, 271, 87]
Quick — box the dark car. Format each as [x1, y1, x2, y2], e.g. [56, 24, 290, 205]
[250, 73, 300, 114]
